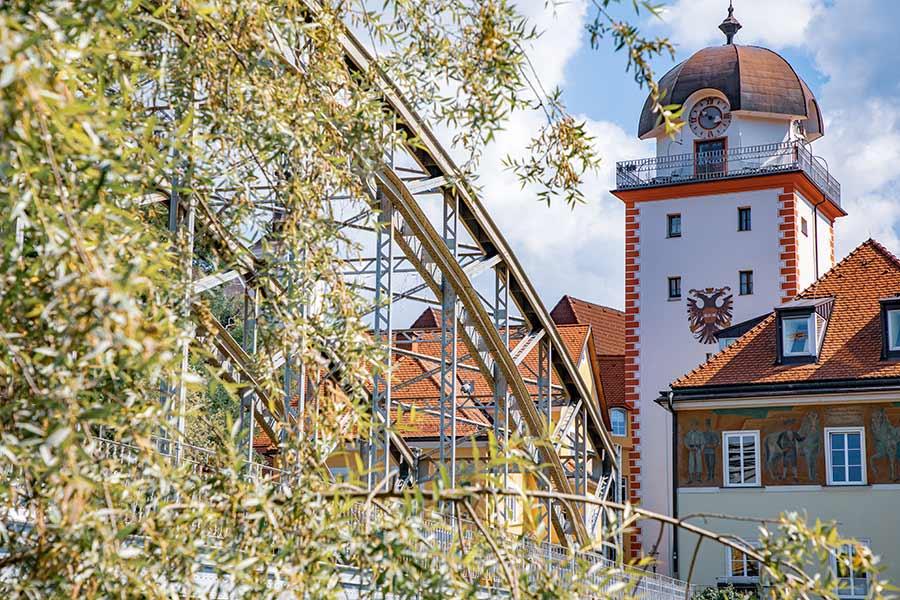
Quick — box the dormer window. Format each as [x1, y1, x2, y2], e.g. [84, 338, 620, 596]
[776, 298, 834, 364]
[879, 297, 900, 359]
[782, 314, 814, 357]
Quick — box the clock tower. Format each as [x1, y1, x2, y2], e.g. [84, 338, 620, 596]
[611, 4, 846, 575]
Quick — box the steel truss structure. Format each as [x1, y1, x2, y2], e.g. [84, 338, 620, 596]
[151, 1, 623, 554]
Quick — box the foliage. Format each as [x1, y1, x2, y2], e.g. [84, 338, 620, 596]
[693, 585, 752, 600]
[0, 0, 887, 598]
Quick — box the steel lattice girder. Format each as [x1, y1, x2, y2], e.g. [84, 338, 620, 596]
[290, 0, 620, 548]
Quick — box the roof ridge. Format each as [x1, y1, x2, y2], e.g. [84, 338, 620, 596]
[866, 238, 900, 271]
[568, 295, 625, 315]
[796, 239, 887, 299]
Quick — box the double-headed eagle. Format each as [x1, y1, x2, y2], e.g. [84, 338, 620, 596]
[687, 287, 734, 344]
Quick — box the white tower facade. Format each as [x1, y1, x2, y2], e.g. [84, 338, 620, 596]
[611, 7, 845, 575]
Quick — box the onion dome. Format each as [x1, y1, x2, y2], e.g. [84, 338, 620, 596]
[638, 3, 823, 140]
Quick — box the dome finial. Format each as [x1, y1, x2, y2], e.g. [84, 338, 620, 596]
[719, 0, 742, 45]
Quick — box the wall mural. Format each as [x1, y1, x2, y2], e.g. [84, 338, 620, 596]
[870, 408, 900, 481]
[687, 287, 734, 344]
[676, 403, 900, 488]
[763, 411, 819, 481]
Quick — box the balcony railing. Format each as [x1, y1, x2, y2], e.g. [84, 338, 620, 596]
[616, 141, 841, 207]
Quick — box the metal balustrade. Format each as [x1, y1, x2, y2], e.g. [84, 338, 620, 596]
[615, 141, 841, 207]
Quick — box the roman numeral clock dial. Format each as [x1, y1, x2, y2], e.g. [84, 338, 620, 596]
[688, 96, 732, 138]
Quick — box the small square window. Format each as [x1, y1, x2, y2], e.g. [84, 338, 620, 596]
[782, 315, 813, 356]
[667, 214, 682, 238]
[826, 427, 866, 486]
[727, 546, 761, 580]
[610, 408, 627, 437]
[668, 277, 682, 299]
[832, 542, 870, 598]
[738, 207, 752, 232]
[801, 217, 809, 237]
[739, 270, 753, 295]
[723, 431, 760, 487]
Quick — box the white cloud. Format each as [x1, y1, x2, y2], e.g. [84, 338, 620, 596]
[657, 0, 823, 52]
[459, 0, 650, 309]
[804, 0, 900, 258]
[475, 110, 649, 310]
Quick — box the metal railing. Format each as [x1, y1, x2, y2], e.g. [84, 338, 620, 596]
[615, 141, 841, 207]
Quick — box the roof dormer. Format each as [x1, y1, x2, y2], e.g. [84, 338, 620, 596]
[775, 297, 834, 365]
[879, 296, 900, 360]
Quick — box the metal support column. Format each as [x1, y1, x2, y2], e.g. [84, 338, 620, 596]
[369, 190, 393, 489]
[537, 339, 553, 544]
[439, 191, 459, 493]
[492, 266, 510, 521]
[241, 286, 259, 468]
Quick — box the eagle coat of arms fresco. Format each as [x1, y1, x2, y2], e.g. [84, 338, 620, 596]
[687, 286, 734, 344]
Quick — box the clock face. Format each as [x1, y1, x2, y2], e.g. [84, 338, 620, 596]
[689, 97, 732, 138]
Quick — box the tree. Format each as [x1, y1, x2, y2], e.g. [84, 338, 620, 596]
[0, 1, 886, 598]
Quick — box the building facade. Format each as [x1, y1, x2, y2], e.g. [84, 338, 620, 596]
[610, 6, 845, 570]
[664, 239, 900, 592]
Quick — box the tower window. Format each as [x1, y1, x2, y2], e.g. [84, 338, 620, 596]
[610, 408, 627, 437]
[739, 270, 753, 295]
[667, 214, 681, 238]
[738, 207, 751, 231]
[801, 217, 809, 237]
[668, 277, 682, 300]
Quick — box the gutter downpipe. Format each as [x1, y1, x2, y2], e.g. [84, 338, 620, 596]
[667, 390, 680, 579]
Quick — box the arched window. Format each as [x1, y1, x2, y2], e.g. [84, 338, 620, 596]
[610, 408, 627, 437]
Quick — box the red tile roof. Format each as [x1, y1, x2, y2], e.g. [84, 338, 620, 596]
[408, 307, 442, 329]
[390, 316, 593, 439]
[598, 356, 626, 408]
[550, 296, 625, 356]
[673, 239, 900, 389]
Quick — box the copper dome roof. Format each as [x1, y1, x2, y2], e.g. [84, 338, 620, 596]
[638, 44, 824, 139]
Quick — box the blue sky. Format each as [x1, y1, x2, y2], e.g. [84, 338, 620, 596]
[469, 0, 900, 312]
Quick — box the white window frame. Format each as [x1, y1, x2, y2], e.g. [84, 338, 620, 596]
[668, 276, 682, 300]
[825, 427, 867, 486]
[887, 308, 900, 352]
[725, 545, 761, 581]
[722, 430, 761, 488]
[610, 408, 627, 437]
[782, 313, 816, 357]
[738, 206, 752, 232]
[830, 540, 871, 599]
[667, 213, 682, 238]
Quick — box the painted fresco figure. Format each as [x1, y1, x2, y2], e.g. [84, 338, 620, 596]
[870, 408, 900, 481]
[764, 415, 815, 481]
[702, 419, 719, 482]
[684, 421, 704, 484]
[797, 412, 820, 480]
